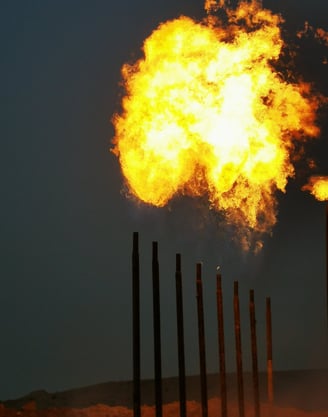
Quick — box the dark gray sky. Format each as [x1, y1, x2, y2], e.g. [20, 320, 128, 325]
[1, 0, 328, 401]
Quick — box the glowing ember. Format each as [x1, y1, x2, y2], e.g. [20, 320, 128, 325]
[297, 21, 328, 47]
[205, 0, 225, 13]
[112, 0, 322, 243]
[297, 22, 328, 64]
[303, 176, 328, 201]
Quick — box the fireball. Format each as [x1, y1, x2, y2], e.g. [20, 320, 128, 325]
[112, 0, 322, 241]
[303, 176, 328, 201]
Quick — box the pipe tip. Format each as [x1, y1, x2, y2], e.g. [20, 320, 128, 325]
[133, 232, 139, 250]
[196, 263, 202, 278]
[176, 253, 181, 271]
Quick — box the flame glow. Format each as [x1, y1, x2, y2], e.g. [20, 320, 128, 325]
[297, 21, 328, 47]
[303, 176, 328, 201]
[205, 0, 225, 13]
[112, 0, 322, 245]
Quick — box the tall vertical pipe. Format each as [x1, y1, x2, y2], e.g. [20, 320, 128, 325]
[152, 241, 162, 417]
[196, 263, 208, 417]
[326, 203, 328, 328]
[175, 254, 186, 417]
[216, 273, 227, 417]
[249, 290, 260, 417]
[233, 281, 245, 417]
[266, 297, 274, 404]
[132, 232, 141, 417]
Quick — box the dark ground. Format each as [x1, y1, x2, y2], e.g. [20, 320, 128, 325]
[3, 369, 328, 412]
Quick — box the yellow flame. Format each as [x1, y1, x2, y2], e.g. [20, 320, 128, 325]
[303, 176, 328, 201]
[112, 0, 322, 243]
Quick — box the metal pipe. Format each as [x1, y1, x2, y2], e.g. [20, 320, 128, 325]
[132, 232, 141, 417]
[326, 203, 328, 328]
[216, 273, 227, 417]
[152, 241, 162, 417]
[266, 297, 274, 404]
[175, 254, 186, 417]
[249, 289, 260, 417]
[233, 281, 244, 417]
[196, 263, 208, 417]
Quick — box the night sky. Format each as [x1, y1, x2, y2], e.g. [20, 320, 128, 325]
[2, 0, 328, 401]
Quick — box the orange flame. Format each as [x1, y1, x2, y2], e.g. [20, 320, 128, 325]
[302, 176, 328, 201]
[112, 0, 323, 246]
[205, 0, 225, 13]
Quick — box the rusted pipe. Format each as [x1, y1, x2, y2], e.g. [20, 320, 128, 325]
[152, 241, 162, 417]
[216, 273, 227, 417]
[132, 232, 141, 417]
[196, 263, 208, 417]
[175, 254, 186, 417]
[234, 281, 244, 417]
[249, 289, 260, 417]
[266, 297, 274, 404]
[326, 203, 328, 327]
